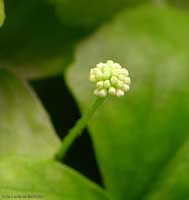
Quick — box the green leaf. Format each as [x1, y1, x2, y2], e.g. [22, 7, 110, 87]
[145, 142, 189, 200]
[169, 0, 189, 10]
[49, 0, 149, 28]
[0, 0, 85, 79]
[0, 156, 109, 200]
[66, 5, 189, 200]
[0, 0, 5, 27]
[0, 68, 60, 158]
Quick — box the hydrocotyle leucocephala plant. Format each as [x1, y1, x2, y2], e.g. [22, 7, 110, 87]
[55, 60, 131, 160]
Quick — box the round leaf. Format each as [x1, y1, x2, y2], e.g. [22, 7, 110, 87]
[67, 6, 189, 200]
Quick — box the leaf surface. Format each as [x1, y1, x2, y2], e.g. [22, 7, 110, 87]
[0, 156, 109, 200]
[0, 0, 5, 27]
[0, 68, 60, 158]
[67, 6, 189, 200]
[0, 0, 85, 79]
[49, 0, 149, 28]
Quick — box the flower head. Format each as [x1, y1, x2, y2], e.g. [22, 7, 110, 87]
[89, 60, 131, 97]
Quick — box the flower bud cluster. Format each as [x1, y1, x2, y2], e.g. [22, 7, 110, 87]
[89, 60, 131, 97]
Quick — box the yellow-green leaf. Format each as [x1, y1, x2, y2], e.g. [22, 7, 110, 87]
[0, 156, 109, 200]
[0, 68, 60, 158]
[0, 0, 5, 27]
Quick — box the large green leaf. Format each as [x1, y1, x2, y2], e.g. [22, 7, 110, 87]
[0, 0, 5, 27]
[0, 156, 109, 200]
[145, 141, 189, 200]
[0, 0, 85, 79]
[0, 68, 60, 158]
[66, 5, 189, 200]
[49, 0, 150, 28]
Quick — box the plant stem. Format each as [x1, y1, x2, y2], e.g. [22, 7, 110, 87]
[55, 97, 104, 161]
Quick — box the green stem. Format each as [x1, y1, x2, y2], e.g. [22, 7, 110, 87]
[55, 97, 104, 161]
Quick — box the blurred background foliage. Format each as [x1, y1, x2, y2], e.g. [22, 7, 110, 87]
[0, 0, 187, 78]
[49, 0, 150, 28]
[0, 0, 5, 27]
[169, 0, 189, 9]
[0, 0, 189, 200]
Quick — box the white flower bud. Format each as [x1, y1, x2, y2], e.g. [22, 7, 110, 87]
[94, 89, 100, 96]
[89, 74, 96, 82]
[95, 71, 103, 80]
[110, 76, 118, 85]
[90, 69, 95, 74]
[96, 81, 104, 89]
[102, 66, 109, 72]
[118, 74, 125, 81]
[121, 68, 129, 76]
[108, 87, 116, 95]
[122, 84, 130, 92]
[103, 80, 111, 88]
[124, 77, 131, 85]
[116, 89, 124, 97]
[114, 63, 121, 69]
[103, 71, 111, 79]
[107, 60, 114, 65]
[97, 63, 103, 69]
[93, 68, 100, 74]
[99, 89, 107, 97]
[112, 69, 121, 76]
[116, 80, 124, 87]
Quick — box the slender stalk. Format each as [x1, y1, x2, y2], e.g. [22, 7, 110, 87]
[55, 98, 104, 161]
